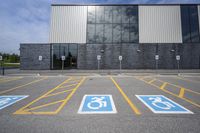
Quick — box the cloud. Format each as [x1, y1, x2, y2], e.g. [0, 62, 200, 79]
[0, 0, 51, 54]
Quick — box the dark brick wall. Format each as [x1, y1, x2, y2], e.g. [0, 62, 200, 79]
[20, 44, 51, 70]
[78, 43, 200, 69]
[20, 43, 200, 70]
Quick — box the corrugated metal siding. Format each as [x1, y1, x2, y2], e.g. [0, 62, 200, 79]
[139, 6, 182, 43]
[198, 5, 200, 34]
[49, 6, 87, 43]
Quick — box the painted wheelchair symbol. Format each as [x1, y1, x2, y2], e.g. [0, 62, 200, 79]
[0, 98, 12, 106]
[149, 97, 175, 110]
[87, 97, 107, 110]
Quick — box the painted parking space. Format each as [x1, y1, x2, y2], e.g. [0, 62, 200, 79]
[156, 76, 200, 93]
[78, 95, 117, 114]
[0, 95, 28, 110]
[136, 95, 193, 114]
[135, 76, 200, 109]
[0, 77, 23, 83]
[0, 77, 48, 95]
[14, 77, 85, 115]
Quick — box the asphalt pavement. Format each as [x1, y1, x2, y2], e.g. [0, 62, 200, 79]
[0, 74, 199, 133]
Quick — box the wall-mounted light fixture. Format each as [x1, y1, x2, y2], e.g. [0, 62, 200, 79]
[100, 49, 104, 53]
[170, 49, 175, 52]
[137, 49, 141, 53]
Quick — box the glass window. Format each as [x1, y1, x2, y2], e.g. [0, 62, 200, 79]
[88, 6, 95, 24]
[104, 6, 112, 23]
[181, 6, 192, 43]
[122, 24, 129, 43]
[52, 44, 78, 69]
[130, 6, 138, 24]
[121, 7, 130, 23]
[96, 6, 104, 23]
[87, 24, 96, 43]
[113, 6, 121, 23]
[190, 6, 200, 43]
[96, 24, 104, 43]
[104, 24, 112, 43]
[130, 23, 139, 43]
[181, 5, 200, 43]
[113, 24, 121, 43]
[86, 6, 139, 44]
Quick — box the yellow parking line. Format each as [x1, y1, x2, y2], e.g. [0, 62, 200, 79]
[0, 77, 20, 81]
[160, 82, 167, 90]
[148, 79, 156, 84]
[0, 77, 23, 83]
[110, 77, 141, 115]
[179, 88, 185, 98]
[55, 77, 86, 113]
[0, 77, 48, 95]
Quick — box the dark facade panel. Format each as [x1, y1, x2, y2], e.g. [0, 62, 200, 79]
[20, 44, 51, 70]
[158, 44, 176, 69]
[77, 43, 200, 69]
[178, 44, 200, 69]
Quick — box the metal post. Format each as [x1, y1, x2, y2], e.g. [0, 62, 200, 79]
[1, 60, 4, 76]
[98, 60, 100, 70]
[155, 55, 159, 74]
[119, 60, 121, 73]
[177, 60, 180, 74]
[62, 60, 64, 71]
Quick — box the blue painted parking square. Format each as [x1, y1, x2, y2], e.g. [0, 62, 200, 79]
[78, 95, 117, 114]
[0, 95, 28, 110]
[136, 95, 193, 114]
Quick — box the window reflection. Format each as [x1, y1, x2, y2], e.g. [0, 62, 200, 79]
[87, 6, 139, 44]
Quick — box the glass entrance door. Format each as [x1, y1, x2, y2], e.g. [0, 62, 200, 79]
[52, 44, 78, 69]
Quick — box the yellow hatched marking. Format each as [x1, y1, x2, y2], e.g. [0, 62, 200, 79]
[66, 80, 81, 84]
[43, 89, 74, 98]
[54, 77, 86, 114]
[155, 78, 200, 95]
[14, 77, 86, 115]
[110, 77, 141, 115]
[14, 77, 72, 114]
[135, 77, 200, 108]
[24, 100, 65, 112]
[59, 83, 77, 89]
[0, 77, 47, 95]
[179, 88, 185, 98]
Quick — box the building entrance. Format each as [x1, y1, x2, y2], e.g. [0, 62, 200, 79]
[52, 44, 78, 69]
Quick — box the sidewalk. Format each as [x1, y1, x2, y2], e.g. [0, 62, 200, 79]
[1, 68, 200, 76]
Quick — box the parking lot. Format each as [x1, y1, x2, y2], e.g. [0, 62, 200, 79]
[0, 74, 200, 133]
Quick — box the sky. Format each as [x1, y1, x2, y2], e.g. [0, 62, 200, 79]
[0, 0, 200, 54]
